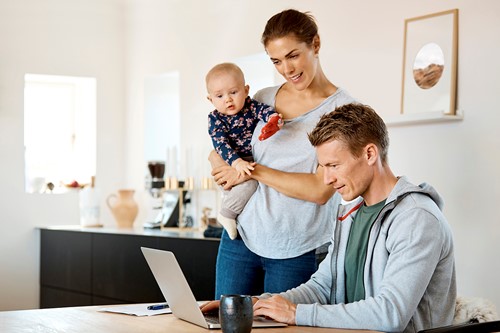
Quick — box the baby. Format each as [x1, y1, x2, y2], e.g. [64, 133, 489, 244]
[207, 62, 282, 239]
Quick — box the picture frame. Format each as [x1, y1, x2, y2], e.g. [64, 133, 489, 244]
[401, 9, 458, 116]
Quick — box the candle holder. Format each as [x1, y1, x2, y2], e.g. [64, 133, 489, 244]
[201, 176, 216, 190]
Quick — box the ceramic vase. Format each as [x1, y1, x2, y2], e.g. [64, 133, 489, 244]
[106, 189, 139, 228]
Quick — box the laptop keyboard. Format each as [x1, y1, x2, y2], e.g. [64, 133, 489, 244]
[204, 313, 220, 324]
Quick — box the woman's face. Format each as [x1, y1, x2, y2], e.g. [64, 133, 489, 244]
[265, 35, 319, 91]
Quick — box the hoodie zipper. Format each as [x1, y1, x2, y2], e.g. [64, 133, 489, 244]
[330, 201, 363, 304]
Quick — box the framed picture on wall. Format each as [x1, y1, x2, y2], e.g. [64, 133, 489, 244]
[401, 9, 458, 115]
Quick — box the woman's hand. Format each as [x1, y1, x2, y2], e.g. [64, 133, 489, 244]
[212, 165, 249, 190]
[208, 150, 250, 190]
[253, 295, 297, 325]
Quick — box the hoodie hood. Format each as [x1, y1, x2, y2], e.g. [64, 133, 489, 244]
[387, 176, 445, 211]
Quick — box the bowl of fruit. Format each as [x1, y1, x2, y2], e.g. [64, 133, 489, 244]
[64, 180, 87, 189]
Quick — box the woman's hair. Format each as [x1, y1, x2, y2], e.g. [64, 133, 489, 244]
[308, 103, 390, 164]
[261, 9, 318, 47]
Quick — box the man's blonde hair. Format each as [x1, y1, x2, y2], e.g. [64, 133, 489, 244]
[308, 103, 390, 164]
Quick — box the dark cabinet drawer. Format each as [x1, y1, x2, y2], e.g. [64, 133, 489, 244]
[92, 233, 163, 302]
[40, 286, 92, 308]
[158, 237, 219, 301]
[40, 230, 92, 294]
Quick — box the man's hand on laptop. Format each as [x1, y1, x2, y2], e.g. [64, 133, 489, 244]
[200, 300, 220, 313]
[200, 297, 259, 314]
[253, 295, 297, 325]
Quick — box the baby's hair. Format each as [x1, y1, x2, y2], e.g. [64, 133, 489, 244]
[205, 62, 245, 91]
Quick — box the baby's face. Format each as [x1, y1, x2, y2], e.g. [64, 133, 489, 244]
[207, 72, 249, 116]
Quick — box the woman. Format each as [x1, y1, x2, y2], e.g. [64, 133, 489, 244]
[209, 9, 357, 299]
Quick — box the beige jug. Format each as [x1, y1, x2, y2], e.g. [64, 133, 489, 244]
[106, 189, 139, 228]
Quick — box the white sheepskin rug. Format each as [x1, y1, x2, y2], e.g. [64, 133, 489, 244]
[453, 296, 499, 324]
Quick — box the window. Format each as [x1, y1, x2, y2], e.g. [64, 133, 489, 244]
[233, 52, 283, 94]
[144, 71, 180, 176]
[24, 74, 96, 193]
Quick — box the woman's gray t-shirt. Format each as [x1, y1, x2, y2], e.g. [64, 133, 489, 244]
[236, 85, 357, 259]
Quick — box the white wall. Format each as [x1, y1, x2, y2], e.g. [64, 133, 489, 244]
[124, 0, 500, 310]
[0, 0, 126, 310]
[0, 0, 499, 312]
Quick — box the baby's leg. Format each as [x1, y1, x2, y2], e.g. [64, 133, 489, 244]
[217, 213, 238, 240]
[217, 180, 258, 240]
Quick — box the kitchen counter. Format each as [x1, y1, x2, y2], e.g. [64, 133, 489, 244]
[42, 224, 219, 240]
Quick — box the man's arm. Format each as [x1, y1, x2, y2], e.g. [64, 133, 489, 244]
[292, 209, 451, 331]
[253, 244, 335, 324]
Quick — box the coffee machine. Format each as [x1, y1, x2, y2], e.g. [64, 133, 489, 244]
[143, 161, 180, 229]
[144, 161, 192, 228]
[147, 160, 165, 194]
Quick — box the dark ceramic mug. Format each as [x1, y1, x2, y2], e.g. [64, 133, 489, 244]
[219, 294, 253, 333]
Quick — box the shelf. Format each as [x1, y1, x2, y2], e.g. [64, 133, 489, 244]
[384, 110, 463, 126]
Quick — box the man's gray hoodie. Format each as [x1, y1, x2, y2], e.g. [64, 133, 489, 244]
[264, 176, 456, 333]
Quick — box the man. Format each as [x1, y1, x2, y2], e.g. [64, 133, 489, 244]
[253, 103, 456, 333]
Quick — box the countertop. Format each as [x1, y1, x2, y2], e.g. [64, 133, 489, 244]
[38, 225, 220, 241]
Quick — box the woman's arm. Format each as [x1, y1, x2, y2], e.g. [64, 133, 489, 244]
[209, 150, 334, 204]
[250, 163, 334, 205]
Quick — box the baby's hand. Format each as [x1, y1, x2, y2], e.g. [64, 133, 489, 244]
[259, 113, 283, 141]
[232, 158, 255, 177]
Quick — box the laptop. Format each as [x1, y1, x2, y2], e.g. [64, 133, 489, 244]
[141, 247, 287, 329]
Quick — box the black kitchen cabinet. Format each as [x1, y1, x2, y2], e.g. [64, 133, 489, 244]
[40, 227, 219, 308]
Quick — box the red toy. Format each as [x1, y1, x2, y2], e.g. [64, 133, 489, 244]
[259, 114, 283, 141]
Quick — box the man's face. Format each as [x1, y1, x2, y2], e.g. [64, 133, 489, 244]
[316, 139, 371, 202]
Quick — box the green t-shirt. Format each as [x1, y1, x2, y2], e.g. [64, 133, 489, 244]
[345, 199, 386, 303]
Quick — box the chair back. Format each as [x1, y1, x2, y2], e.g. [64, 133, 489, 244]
[417, 320, 500, 332]
[453, 296, 499, 324]
[418, 296, 499, 333]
